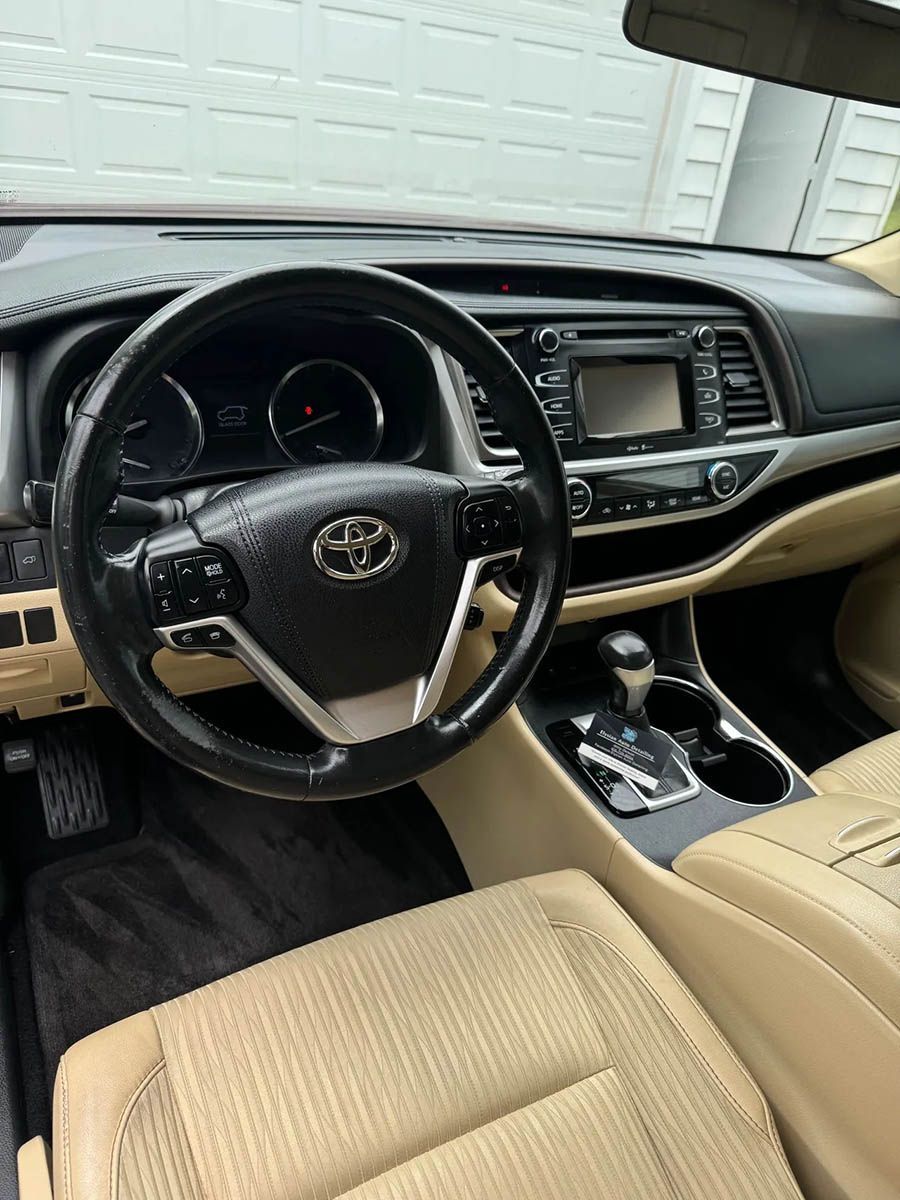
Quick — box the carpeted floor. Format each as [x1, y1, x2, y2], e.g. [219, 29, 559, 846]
[21, 750, 469, 1116]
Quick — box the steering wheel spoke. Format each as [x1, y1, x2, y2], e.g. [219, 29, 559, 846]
[69, 542, 165, 679]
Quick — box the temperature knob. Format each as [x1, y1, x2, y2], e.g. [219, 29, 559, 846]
[534, 327, 561, 354]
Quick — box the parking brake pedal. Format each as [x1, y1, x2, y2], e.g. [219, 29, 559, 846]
[34, 726, 109, 839]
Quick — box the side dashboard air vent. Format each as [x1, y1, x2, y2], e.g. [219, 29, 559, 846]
[717, 328, 775, 431]
[463, 369, 513, 453]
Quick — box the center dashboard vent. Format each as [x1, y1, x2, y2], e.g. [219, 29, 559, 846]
[463, 368, 513, 453]
[717, 328, 775, 431]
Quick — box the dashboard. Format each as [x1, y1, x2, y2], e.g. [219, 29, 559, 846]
[1, 219, 900, 717]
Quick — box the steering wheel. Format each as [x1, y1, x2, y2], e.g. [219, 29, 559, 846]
[53, 264, 570, 800]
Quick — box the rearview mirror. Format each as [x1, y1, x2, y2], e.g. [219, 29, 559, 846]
[623, 0, 900, 107]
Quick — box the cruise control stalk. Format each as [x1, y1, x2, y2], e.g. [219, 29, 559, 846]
[24, 480, 181, 530]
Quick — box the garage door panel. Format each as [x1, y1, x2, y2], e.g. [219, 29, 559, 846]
[0, 0, 725, 235]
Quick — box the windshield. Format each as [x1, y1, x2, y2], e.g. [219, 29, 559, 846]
[1, 1, 898, 254]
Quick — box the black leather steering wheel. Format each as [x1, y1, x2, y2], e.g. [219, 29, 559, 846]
[53, 263, 570, 800]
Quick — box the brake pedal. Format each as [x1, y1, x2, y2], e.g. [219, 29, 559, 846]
[34, 726, 109, 839]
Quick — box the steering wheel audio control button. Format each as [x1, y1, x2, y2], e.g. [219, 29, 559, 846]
[460, 499, 503, 553]
[203, 625, 236, 649]
[150, 562, 174, 595]
[154, 593, 181, 621]
[207, 581, 239, 609]
[499, 498, 522, 540]
[459, 494, 522, 556]
[196, 554, 231, 585]
[171, 628, 205, 650]
[174, 558, 209, 612]
[477, 555, 518, 586]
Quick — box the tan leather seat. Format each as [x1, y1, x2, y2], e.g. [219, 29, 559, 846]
[50, 871, 803, 1200]
[812, 730, 900, 794]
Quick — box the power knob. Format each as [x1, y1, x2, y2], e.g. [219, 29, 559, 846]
[706, 461, 739, 501]
[534, 327, 561, 354]
[692, 324, 717, 351]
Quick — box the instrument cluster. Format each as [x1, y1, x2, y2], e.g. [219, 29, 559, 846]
[47, 313, 434, 492]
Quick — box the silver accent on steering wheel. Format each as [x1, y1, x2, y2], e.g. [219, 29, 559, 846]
[155, 545, 519, 745]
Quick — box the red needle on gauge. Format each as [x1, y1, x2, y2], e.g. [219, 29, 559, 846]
[284, 410, 340, 437]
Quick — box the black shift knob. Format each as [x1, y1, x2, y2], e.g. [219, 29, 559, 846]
[598, 631, 655, 718]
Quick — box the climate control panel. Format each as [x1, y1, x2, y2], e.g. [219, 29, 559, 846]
[565, 453, 773, 526]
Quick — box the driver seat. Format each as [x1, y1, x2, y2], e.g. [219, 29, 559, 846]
[49, 871, 803, 1200]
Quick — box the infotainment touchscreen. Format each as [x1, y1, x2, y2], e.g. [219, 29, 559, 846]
[573, 358, 685, 439]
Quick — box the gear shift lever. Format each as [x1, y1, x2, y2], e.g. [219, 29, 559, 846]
[598, 631, 655, 722]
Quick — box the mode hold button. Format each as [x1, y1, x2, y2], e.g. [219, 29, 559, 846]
[196, 554, 231, 585]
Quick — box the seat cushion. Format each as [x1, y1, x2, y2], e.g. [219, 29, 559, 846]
[812, 730, 900, 794]
[53, 870, 802, 1200]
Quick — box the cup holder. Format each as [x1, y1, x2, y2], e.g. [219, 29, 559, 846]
[645, 680, 790, 807]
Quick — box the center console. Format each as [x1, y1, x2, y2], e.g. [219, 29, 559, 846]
[519, 603, 814, 865]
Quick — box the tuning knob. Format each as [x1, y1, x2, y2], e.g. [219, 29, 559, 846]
[534, 327, 561, 354]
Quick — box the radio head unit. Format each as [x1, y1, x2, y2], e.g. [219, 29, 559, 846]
[527, 323, 726, 460]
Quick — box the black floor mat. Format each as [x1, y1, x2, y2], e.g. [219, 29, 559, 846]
[695, 570, 892, 773]
[22, 752, 468, 1108]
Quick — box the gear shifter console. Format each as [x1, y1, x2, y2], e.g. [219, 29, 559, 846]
[597, 630, 655, 723]
[564, 629, 700, 815]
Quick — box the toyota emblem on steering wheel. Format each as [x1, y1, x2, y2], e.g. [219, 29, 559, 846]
[313, 516, 400, 580]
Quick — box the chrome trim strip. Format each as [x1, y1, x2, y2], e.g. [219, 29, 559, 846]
[564, 417, 900, 536]
[155, 547, 519, 745]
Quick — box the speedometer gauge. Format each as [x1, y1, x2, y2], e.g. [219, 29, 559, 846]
[269, 359, 383, 464]
[64, 373, 203, 484]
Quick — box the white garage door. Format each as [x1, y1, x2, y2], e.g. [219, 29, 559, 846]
[0, 0, 728, 236]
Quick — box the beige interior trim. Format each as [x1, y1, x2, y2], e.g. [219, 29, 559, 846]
[477, 469, 900, 629]
[52, 1011, 164, 1200]
[17, 1137, 53, 1200]
[426, 625, 624, 888]
[0, 585, 251, 720]
[835, 550, 900, 728]
[830, 229, 900, 297]
[607, 837, 900, 1200]
[674, 816, 900, 1028]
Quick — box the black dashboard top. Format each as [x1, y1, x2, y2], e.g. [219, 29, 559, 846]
[2, 219, 899, 440]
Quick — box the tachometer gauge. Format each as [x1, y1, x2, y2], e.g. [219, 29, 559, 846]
[269, 359, 383, 464]
[64, 373, 204, 484]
